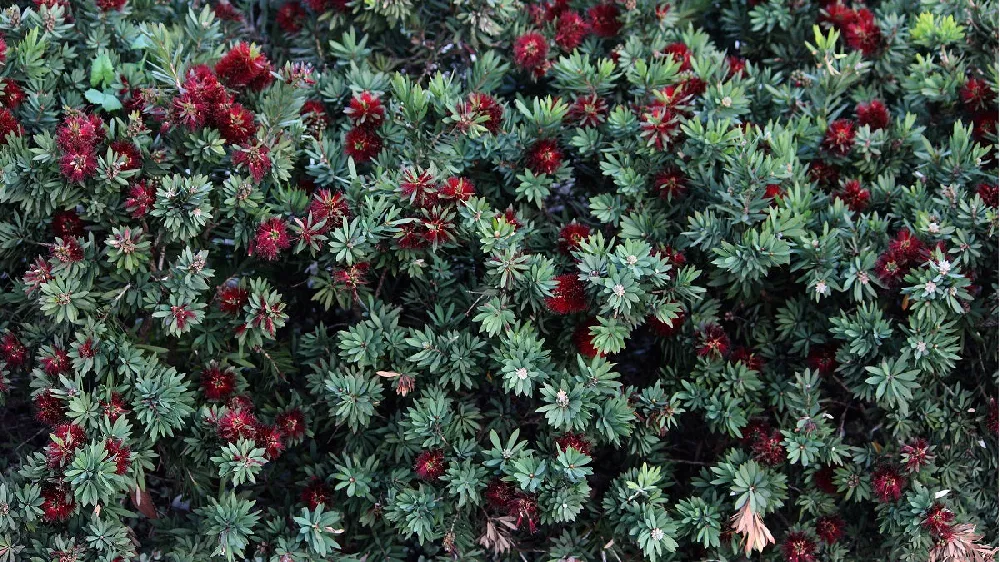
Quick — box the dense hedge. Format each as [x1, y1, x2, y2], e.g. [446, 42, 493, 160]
[0, 0, 997, 560]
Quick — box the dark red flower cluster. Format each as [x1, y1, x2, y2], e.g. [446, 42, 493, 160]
[201, 364, 237, 401]
[976, 183, 998, 208]
[1, 79, 25, 109]
[46, 423, 86, 468]
[822, 5, 881, 56]
[726, 56, 747, 79]
[544, 274, 588, 314]
[806, 345, 838, 376]
[34, 389, 66, 426]
[566, 93, 608, 128]
[332, 262, 371, 291]
[639, 105, 680, 151]
[835, 179, 870, 212]
[781, 531, 817, 562]
[555, 432, 592, 455]
[808, 160, 840, 187]
[343, 91, 385, 163]
[959, 77, 998, 143]
[513, 32, 550, 75]
[456, 92, 504, 134]
[587, 4, 621, 38]
[414, 449, 447, 480]
[572, 320, 603, 358]
[856, 99, 890, 130]
[815, 515, 845, 543]
[214, 400, 287, 460]
[730, 346, 765, 372]
[555, 10, 589, 51]
[125, 180, 156, 218]
[105, 438, 131, 475]
[751, 427, 786, 466]
[102, 392, 130, 422]
[41, 347, 70, 376]
[871, 464, 906, 502]
[301, 479, 331, 509]
[900, 437, 933, 473]
[922, 503, 956, 539]
[217, 285, 250, 314]
[485, 478, 516, 510]
[653, 167, 687, 200]
[276, 1, 305, 33]
[233, 142, 272, 182]
[344, 124, 382, 164]
[0, 332, 27, 370]
[51, 210, 84, 239]
[812, 465, 838, 494]
[0, 108, 22, 145]
[56, 113, 104, 183]
[251, 217, 291, 261]
[822, 118, 855, 156]
[558, 223, 591, 254]
[664, 42, 692, 72]
[276, 408, 306, 440]
[696, 324, 730, 358]
[526, 138, 563, 175]
[215, 43, 274, 91]
[41, 485, 75, 523]
[875, 228, 926, 287]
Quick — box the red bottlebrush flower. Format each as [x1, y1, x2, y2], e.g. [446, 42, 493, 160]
[697, 324, 730, 358]
[300, 99, 330, 131]
[215, 42, 274, 91]
[823, 119, 856, 156]
[679, 76, 706, 100]
[125, 180, 156, 219]
[526, 138, 563, 175]
[923, 503, 955, 537]
[739, 419, 770, 445]
[975, 183, 998, 208]
[566, 93, 608, 128]
[345, 91, 385, 129]
[414, 449, 447, 481]
[0, 79, 26, 109]
[836, 179, 870, 212]
[0, 36, 5, 64]
[51, 237, 84, 264]
[555, 432, 592, 455]
[806, 345, 838, 376]
[559, 223, 591, 254]
[301, 479, 331, 509]
[764, 184, 785, 203]
[808, 160, 840, 186]
[399, 168, 439, 208]
[308, 189, 350, 225]
[875, 252, 906, 287]
[23, 256, 54, 295]
[1, 333, 27, 369]
[201, 365, 237, 401]
[59, 151, 98, 183]
[276, 409, 306, 439]
[251, 217, 291, 261]
[256, 424, 285, 459]
[555, 11, 589, 51]
[333, 263, 371, 289]
[663, 42, 693, 72]
[844, 9, 881, 56]
[730, 346, 764, 371]
[213, 1, 243, 21]
[821, 3, 856, 28]
[218, 285, 250, 314]
[228, 394, 255, 412]
[102, 392, 129, 421]
[34, 390, 65, 425]
[343, 126, 383, 163]
[648, 308, 685, 338]
[46, 423, 86, 468]
[781, 531, 817, 562]
[587, 3, 621, 38]
[233, 142, 272, 183]
[396, 223, 430, 249]
[751, 429, 785, 466]
[960, 78, 994, 112]
[56, 114, 104, 153]
[184, 65, 230, 107]
[104, 438, 131, 474]
[888, 228, 925, 264]
[96, 0, 127, 10]
[656, 245, 687, 269]
[508, 493, 539, 533]
[653, 167, 687, 200]
[815, 515, 845, 544]
[513, 32, 549, 70]
[110, 140, 142, 170]
[458, 92, 504, 134]
[439, 177, 475, 202]
[871, 465, 906, 503]
[726, 56, 747, 79]
[41, 485, 75, 523]
[856, 99, 890, 130]
[422, 214, 456, 245]
[545, 274, 588, 314]
[41, 347, 70, 376]
[76, 338, 97, 359]
[51, 210, 85, 238]
[640, 106, 680, 151]
[900, 438, 933, 473]
[572, 319, 604, 358]
[0, 108, 22, 144]
[217, 408, 259, 442]
[216, 103, 257, 145]
[276, 1, 304, 33]
[485, 478, 515, 510]
[813, 465, 838, 494]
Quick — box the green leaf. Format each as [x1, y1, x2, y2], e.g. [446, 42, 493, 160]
[90, 53, 116, 88]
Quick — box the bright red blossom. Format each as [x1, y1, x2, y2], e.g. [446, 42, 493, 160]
[35, 390, 65, 425]
[555, 432, 592, 455]
[545, 274, 588, 314]
[653, 168, 687, 199]
[572, 319, 604, 358]
[104, 438, 131, 474]
[46, 423, 86, 468]
[344, 127, 383, 163]
[836, 179, 870, 212]
[1, 332, 27, 369]
[256, 424, 285, 459]
[923, 503, 955, 537]
[201, 365, 237, 401]
[41, 485, 75, 523]
[217, 408, 259, 442]
[485, 479, 515, 510]
[856, 99, 890, 130]
[276, 2, 305, 33]
[871, 465, 906, 502]
[0, 79, 25, 109]
[345, 92, 385, 129]
[59, 151, 98, 183]
[975, 183, 998, 208]
[526, 138, 563, 175]
[815, 515, 845, 543]
[697, 324, 730, 358]
[126, 180, 156, 218]
[558, 223, 591, 254]
[781, 531, 817, 562]
[663, 42, 692, 72]
[587, 4, 621, 38]
[51, 210, 85, 239]
[276, 409, 306, 439]
[555, 11, 589, 51]
[960, 78, 994, 112]
[566, 94, 607, 128]
[513, 32, 549, 70]
[0, 109, 21, 144]
[301, 480, 331, 509]
[218, 285, 250, 314]
[252, 217, 291, 261]
[900, 438, 933, 473]
[233, 142, 272, 182]
[823, 119, 856, 156]
[215, 42, 274, 91]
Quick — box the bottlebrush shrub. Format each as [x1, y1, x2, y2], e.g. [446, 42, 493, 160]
[0, 0, 996, 560]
